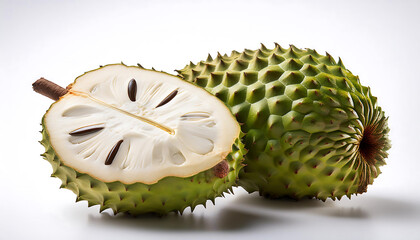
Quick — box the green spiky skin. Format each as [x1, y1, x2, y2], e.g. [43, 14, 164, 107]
[177, 44, 391, 201]
[40, 115, 245, 215]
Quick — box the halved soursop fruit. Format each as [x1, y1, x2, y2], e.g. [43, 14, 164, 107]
[177, 44, 391, 200]
[36, 64, 245, 215]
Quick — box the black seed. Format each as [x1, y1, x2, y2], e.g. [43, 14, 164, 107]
[105, 140, 124, 165]
[156, 89, 178, 108]
[128, 79, 137, 102]
[69, 125, 104, 136]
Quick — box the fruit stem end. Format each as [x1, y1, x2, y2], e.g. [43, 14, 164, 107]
[33, 78, 68, 101]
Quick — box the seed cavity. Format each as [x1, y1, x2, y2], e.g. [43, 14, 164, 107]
[171, 152, 186, 165]
[62, 105, 100, 117]
[156, 89, 178, 108]
[180, 112, 210, 121]
[105, 140, 124, 165]
[128, 78, 137, 102]
[69, 123, 105, 136]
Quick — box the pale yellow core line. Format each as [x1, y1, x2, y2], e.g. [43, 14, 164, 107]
[69, 90, 175, 135]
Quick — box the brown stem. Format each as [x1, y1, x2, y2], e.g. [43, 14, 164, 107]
[33, 78, 68, 100]
[213, 160, 229, 178]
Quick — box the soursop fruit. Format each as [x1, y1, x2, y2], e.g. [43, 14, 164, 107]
[35, 64, 245, 215]
[177, 44, 391, 200]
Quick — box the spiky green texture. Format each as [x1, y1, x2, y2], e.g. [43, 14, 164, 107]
[40, 116, 245, 215]
[177, 44, 390, 200]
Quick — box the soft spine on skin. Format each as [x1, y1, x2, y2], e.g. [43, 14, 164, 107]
[177, 43, 391, 201]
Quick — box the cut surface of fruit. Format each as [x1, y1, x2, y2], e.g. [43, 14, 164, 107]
[44, 64, 240, 184]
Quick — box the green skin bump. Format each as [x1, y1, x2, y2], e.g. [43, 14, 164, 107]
[40, 109, 245, 215]
[177, 44, 391, 200]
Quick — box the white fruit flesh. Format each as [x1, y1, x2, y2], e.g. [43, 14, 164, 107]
[45, 65, 240, 184]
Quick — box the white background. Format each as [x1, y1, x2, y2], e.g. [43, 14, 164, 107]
[1, 0, 419, 239]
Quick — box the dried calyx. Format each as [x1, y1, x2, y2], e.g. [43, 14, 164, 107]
[356, 119, 389, 193]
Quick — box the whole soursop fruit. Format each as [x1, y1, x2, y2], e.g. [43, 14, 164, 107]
[177, 44, 391, 200]
[34, 64, 245, 215]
